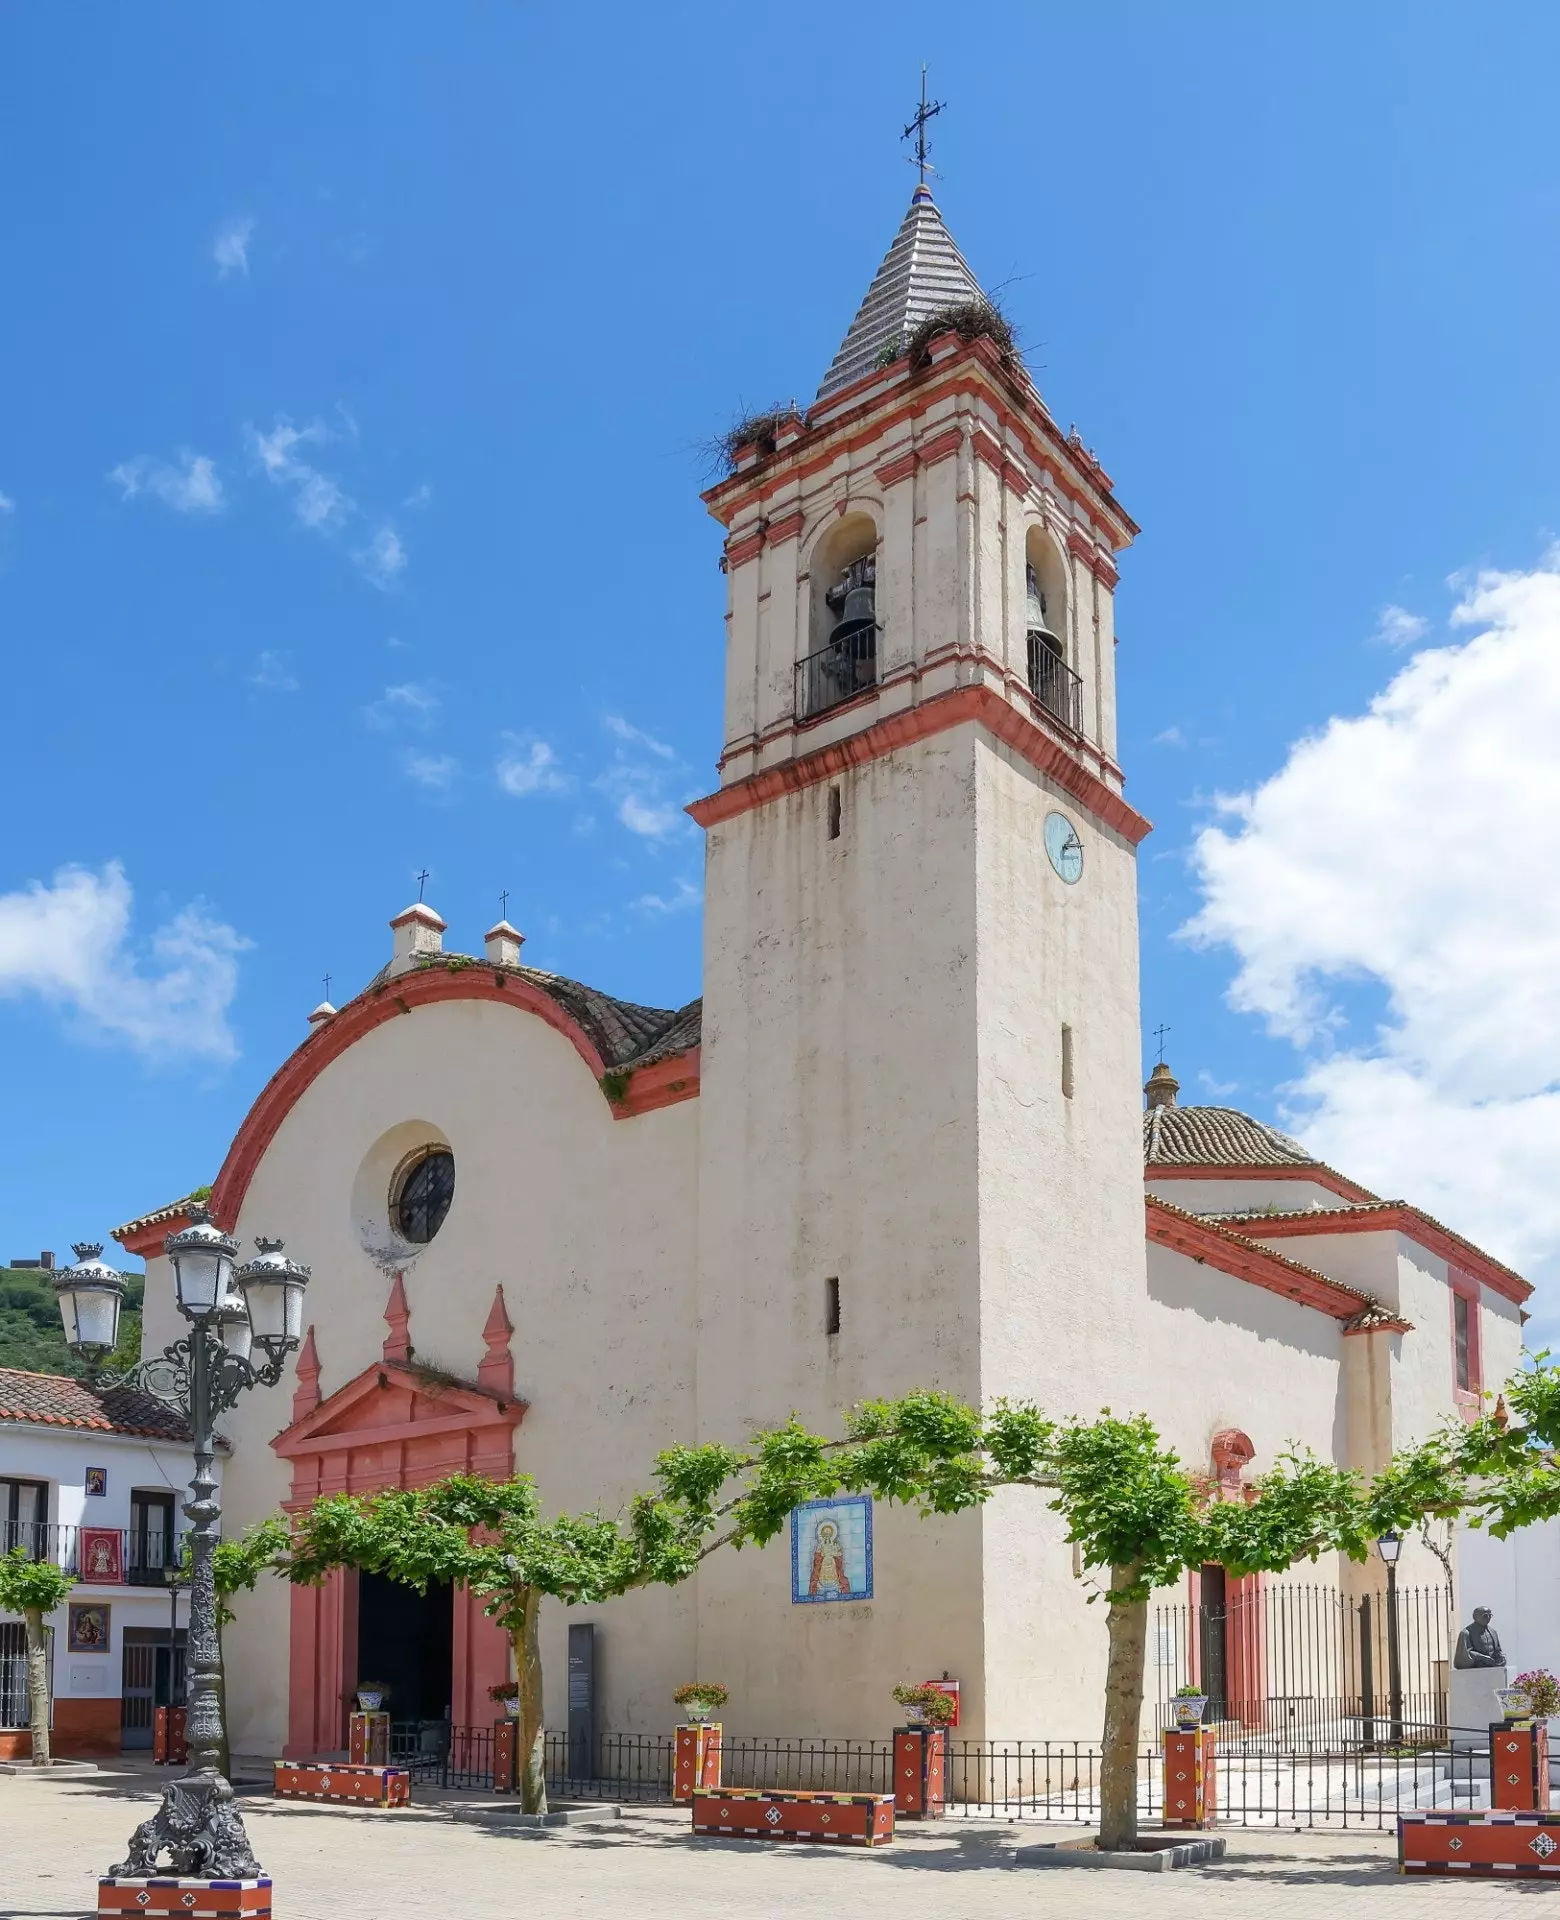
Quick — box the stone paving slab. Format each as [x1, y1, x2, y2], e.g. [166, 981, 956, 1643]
[0, 1763, 1542, 1918]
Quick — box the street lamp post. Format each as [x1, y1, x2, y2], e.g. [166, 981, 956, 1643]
[54, 1214, 308, 1880]
[1377, 1530, 1405, 1748]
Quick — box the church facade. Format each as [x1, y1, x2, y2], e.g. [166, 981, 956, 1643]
[114, 186, 1530, 1757]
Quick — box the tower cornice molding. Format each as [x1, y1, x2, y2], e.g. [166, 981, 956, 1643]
[688, 679, 1151, 846]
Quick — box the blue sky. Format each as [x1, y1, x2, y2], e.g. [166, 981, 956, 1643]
[6, 4, 1560, 1325]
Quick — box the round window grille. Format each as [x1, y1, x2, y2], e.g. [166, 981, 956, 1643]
[390, 1145, 455, 1244]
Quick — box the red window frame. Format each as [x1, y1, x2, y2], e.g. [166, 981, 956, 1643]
[1449, 1267, 1482, 1418]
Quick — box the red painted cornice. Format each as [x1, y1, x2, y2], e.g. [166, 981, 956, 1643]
[1146, 1195, 1379, 1324]
[688, 681, 1152, 846]
[1239, 1204, 1532, 1306]
[207, 967, 698, 1233]
[271, 1358, 526, 1460]
[1145, 1162, 1381, 1205]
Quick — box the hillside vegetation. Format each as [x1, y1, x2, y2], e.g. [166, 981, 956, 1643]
[0, 1266, 144, 1378]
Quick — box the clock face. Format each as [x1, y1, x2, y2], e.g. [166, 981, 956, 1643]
[1044, 811, 1084, 884]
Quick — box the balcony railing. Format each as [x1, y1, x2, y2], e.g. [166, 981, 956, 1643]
[0, 1520, 189, 1585]
[795, 626, 878, 721]
[1027, 634, 1083, 732]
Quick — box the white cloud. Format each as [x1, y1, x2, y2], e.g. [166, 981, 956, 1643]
[249, 417, 352, 530]
[364, 682, 439, 730]
[496, 737, 572, 797]
[633, 878, 701, 916]
[0, 491, 14, 514]
[1182, 554, 1560, 1334]
[0, 862, 246, 1063]
[604, 713, 676, 760]
[403, 483, 432, 509]
[355, 524, 406, 589]
[110, 450, 224, 515]
[616, 792, 685, 838]
[1154, 725, 1186, 747]
[1373, 603, 1430, 649]
[249, 650, 298, 692]
[212, 216, 254, 278]
[402, 751, 458, 791]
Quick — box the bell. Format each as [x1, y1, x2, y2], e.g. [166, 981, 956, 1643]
[833, 584, 876, 640]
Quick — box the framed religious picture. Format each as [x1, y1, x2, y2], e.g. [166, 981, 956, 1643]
[790, 1494, 873, 1604]
[68, 1602, 111, 1652]
[78, 1527, 124, 1584]
[85, 1467, 108, 1497]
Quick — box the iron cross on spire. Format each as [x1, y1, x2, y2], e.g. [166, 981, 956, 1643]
[322, 972, 332, 1002]
[416, 868, 430, 903]
[499, 889, 510, 921]
[1152, 1023, 1172, 1065]
[902, 65, 945, 185]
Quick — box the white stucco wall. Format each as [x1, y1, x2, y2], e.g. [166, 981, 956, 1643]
[1144, 1175, 1352, 1215]
[0, 1421, 205, 1713]
[142, 995, 701, 1757]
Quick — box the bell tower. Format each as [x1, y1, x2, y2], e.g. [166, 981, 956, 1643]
[689, 176, 1153, 1739]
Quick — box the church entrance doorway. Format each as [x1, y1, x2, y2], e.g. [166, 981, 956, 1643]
[1199, 1564, 1229, 1721]
[357, 1572, 453, 1728]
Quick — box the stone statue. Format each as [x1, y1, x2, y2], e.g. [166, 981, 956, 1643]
[1453, 1606, 1506, 1670]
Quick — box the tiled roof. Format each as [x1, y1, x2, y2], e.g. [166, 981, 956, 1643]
[816, 184, 989, 401]
[112, 1192, 207, 1242]
[1144, 1104, 1318, 1169]
[1146, 1194, 1387, 1323]
[0, 1366, 193, 1442]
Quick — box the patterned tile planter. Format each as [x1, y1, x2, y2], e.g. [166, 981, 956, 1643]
[892, 1725, 946, 1818]
[97, 1876, 272, 1917]
[1491, 1721, 1552, 1812]
[272, 1760, 410, 1808]
[673, 1722, 722, 1803]
[348, 1710, 390, 1767]
[152, 1707, 187, 1767]
[691, 1787, 894, 1847]
[1400, 1811, 1560, 1875]
[1162, 1726, 1217, 1828]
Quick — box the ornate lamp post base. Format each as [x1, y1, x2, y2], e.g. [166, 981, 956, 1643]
[110, 1768, 262, 1880]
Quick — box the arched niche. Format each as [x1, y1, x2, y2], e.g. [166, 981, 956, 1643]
[1023, 522, 1078, 727]
[798, 509, 881, 718]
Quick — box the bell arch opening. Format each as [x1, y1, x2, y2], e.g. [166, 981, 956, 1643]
[1024, 526, 1079, 730]
[800, 512, 879, 720]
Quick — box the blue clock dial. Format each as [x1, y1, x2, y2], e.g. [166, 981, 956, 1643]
[1044, 811, 1084, 884]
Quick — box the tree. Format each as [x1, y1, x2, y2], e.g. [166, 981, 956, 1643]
[0, 1547, 76, 1767]
[286, 1478, 678, 1814]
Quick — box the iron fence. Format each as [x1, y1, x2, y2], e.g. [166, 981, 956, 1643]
[1150, 1580, 1454, 1748]
[1026, 636, 1082, 730]
[0, 1621, 31, 1730]
[0, 1520, 189, 1584]
[795, 627, 877, 721]
[403, 1724, 1507, 1830]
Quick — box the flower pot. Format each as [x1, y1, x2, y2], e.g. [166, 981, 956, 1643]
[355, 1687, 386, 1713]
[1171, 1696, 1208, 1730]
[1498, 1686, 1534, 1720]
[503, 1695, 521, 1720]
[681, 1703, 711, 1724]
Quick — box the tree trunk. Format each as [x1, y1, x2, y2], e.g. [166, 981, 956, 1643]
[1098, 1563, 1148, 1851]
[512, 1587, 546, 1815]
[23, 1607, 51, 1769]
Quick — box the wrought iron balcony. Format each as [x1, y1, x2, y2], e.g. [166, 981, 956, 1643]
[0, 1519, 188, 1584]
[1027, 634, 1083, 732]
[795, 626, 878, 721]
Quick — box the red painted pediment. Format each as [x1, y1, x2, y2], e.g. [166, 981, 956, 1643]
[272, 1357, 525, 1464]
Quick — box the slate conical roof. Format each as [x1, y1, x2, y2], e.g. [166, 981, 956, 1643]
[815, 183, 988, 401]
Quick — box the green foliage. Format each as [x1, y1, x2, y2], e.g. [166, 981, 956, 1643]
[0, 1545, 75, 1616]
[891, 1683, 957, 1727]
[1514, 1668, 1560, 1718]
[0, 1266, 144, 1379]
[599, 1069, 632, 1106]
[673, 1681, 729, 1709]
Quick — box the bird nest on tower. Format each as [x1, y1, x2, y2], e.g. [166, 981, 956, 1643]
[900, 297, 1020, 375]
[714, 403, 804, 473]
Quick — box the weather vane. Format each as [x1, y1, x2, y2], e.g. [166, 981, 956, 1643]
[902, 65, 945, 186]
[1152, 1023, 1172, 1065]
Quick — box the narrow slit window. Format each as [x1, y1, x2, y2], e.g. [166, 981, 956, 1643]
[827, 785, 842, 840]
[825, 1276, 841, 1337]
[1061, 1023, 1075, 1100]
[1453, 1292, 1471, 1391]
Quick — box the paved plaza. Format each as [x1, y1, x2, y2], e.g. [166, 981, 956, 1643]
[0, 1761, 1547, 1920]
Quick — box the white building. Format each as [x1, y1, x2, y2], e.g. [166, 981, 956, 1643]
[108, 184, 1531, 1760]
[0, 1366, 207, 1758]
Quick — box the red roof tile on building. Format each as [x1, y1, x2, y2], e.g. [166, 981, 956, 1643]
[0, 1366, 193, 1442]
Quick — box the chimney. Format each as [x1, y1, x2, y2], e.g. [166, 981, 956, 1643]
[484, 920, 525, 967]
[387, 901, 446, 978]
[1144, 1061, 1180, 1111]
[307, 1001, 337, 1032]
